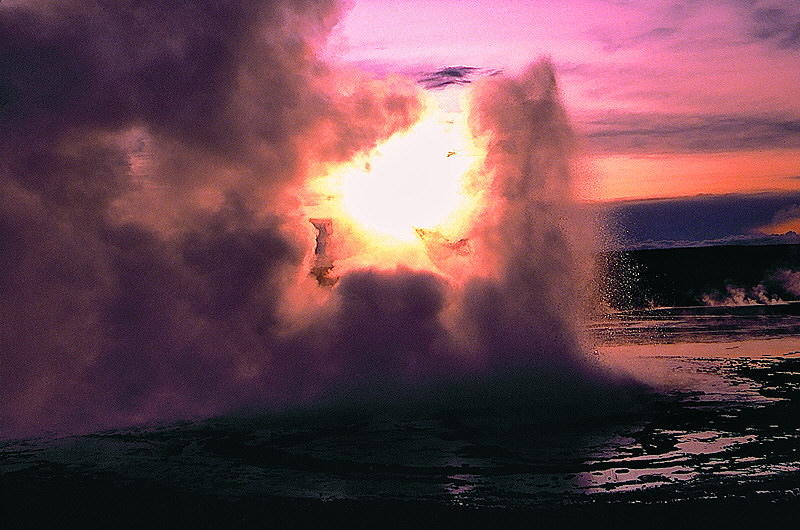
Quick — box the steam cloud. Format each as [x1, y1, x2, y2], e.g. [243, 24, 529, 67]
[703, 269, 800, 306]
[1, 0, 633, 438]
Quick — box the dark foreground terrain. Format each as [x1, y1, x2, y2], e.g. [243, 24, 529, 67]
[598, 243, 800, 309]
[2, 478, 798, 528]
[3, 332, 799, 528]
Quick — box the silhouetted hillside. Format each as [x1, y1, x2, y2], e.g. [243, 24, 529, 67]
[598, 244, 800, 310]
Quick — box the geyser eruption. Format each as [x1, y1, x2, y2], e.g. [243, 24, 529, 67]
[0, 0, 633, 439]
[454, 63, 594, 370]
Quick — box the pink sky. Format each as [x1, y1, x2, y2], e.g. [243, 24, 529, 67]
[329, 0, 800, 201]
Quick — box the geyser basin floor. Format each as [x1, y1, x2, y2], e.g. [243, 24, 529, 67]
[3, 313, 800, 526]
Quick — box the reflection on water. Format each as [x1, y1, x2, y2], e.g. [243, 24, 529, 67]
[446, 474, 480, 506]
[580, 313, 800, 499]
[590, 303, 800, 345]
[577, 465, 698, 493]
[2, 313, 800, 510]
[674, 431, 755, 455]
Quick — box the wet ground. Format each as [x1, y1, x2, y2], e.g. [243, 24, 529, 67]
[3, 309, 800, 527]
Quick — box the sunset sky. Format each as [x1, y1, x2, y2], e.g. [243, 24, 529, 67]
[331, 0, 800, 204]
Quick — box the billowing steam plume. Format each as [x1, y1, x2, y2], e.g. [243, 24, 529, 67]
[1, 0, 632, 438]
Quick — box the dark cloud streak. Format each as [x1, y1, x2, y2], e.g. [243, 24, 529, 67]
[751, 6, 800, 49]
[580, 112, 800, 154]
[418, 66, 500, 89]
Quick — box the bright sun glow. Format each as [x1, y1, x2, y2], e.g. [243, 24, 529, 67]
[302, 102, 482, 274]
[339, 114, 474, 241]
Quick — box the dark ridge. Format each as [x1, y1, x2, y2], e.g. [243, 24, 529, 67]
[597, 243, 800, 310]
